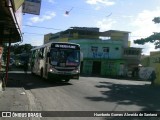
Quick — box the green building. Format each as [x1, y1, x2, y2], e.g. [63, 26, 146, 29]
[44, 27, 142, 77]
[70, 39, 124, 76]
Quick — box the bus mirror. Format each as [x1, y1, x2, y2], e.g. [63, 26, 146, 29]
[47, 52, 50, 57]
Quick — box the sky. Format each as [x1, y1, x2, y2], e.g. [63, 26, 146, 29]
[22, 0, 160, 55]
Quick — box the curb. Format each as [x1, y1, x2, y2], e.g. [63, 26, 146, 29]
[0, 80, 2, 92]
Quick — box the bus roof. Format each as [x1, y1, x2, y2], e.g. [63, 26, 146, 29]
[31, 42, 80, 51]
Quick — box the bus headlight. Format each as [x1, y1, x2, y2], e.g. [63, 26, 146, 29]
[49, 68, 53, 72]
[73, 69, 79, 73]
[49, 67, 57, 73]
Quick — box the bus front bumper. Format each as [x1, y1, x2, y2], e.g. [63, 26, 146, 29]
[48, 72, 79, 80]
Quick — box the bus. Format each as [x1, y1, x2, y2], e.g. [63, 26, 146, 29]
[30, 42, 80, 82]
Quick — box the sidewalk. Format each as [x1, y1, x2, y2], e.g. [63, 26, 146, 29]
[0, 87, 29, 111]
[0, 74, 30, 111]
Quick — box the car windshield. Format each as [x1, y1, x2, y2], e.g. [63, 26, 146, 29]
[50, 49, 80, 66]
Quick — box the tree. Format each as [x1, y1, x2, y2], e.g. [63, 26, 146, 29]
[152, 17, 160, 24]
[134, 17, 160, 49]
[13, 44, 32, 55]
[134, 33, 160, 49]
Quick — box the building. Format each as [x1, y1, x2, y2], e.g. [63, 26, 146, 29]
[141, 51, 160, 85]
[44, 27, 142, 77]
[123, 47, 142, 75]
[149, 51, 160, 85]
[71, 39, 124, 76]
[0, 0, 23, 44]
[140, 51, 160, 85]
[0, 0, 24, 90]
[141, 54, 150, 67]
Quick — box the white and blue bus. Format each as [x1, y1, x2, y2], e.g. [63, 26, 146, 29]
[30, 42, 80, 82]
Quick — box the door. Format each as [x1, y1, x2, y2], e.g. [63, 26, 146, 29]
[92, 61, 101, 75]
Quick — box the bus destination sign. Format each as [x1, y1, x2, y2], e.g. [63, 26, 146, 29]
[54, 44, 76, 49]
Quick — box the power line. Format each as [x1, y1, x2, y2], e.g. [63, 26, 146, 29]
[23, 25, 63, 31]
[23, 32, 44, 36]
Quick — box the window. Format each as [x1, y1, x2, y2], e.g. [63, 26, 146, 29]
[115, 47, 119, 50]
[103, 47, 109, 52]
[91, 46, 98, 52]
[39, 48, 45, 58]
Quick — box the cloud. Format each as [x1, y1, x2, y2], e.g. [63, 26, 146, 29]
[131, 9, 160, 36]
[29, 11, 56, 24]
[130, 8, 160, 55]
[47, 0, 55, 4]
[141, 43, 159, 55]
[96, 18, 117, 31]
[86, 0, 115, 6]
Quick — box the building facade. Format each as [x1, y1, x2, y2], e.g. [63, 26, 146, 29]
[0, 0, 24, 90]
[70, 39, 124, 76]
[44, 27, 142, 77]
[0, 0, 23, 44]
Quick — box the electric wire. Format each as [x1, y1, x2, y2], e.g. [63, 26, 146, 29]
[23, 25, 63, 31]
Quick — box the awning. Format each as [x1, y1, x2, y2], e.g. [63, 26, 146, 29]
[0, 0, 23, 43]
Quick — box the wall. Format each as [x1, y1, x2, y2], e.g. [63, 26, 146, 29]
[70, 39, 124, 76]
[150, 52, 160, 85]
[70, 39, 123, 59]
[141, 55, 150, 67]
[101, 60, 125, 76]
[82, 60, 92, 75]
[111, 32, 129, 47]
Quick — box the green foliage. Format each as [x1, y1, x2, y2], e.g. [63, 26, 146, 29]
[134, 33, 160, 49]
[11, 44, 33, 55]
[152, 17, 160, 24]
[134, 17, 160, 49]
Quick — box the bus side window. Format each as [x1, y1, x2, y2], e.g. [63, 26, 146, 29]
[39, 48, 44, 59]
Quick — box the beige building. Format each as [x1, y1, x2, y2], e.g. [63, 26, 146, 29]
[150, 51, 160, 85]
[140, 51, 160, 85]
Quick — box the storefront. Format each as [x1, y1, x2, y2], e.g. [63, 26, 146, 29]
[0, 0, 23, 84]
[82, 58, 125, 77]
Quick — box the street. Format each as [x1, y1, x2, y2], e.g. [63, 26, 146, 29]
[0, 73, 160, 120]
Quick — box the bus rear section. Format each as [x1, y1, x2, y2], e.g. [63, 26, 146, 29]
[47, 43, 80, 82]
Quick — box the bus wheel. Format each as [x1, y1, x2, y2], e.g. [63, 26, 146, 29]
[40, 68, 43, 78]
[64, 79, 70, 82]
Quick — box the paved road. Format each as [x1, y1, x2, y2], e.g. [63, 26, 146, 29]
[1, 73, 160, 120]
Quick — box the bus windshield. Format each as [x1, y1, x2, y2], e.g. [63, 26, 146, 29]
[50, 49, 80, 67]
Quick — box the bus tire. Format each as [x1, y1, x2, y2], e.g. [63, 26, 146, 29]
[40, 68, 43, 78]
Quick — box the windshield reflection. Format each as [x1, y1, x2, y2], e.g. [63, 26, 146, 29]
[50, 49, 80, 67]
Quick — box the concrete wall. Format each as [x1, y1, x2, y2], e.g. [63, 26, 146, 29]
[70, 39, 123, 59]
[141, 55, 150, 67]
[70, 39, 124, 76]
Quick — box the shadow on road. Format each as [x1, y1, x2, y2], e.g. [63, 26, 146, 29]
[86, 81, 160, 112]
[6, 73, 72, 90]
